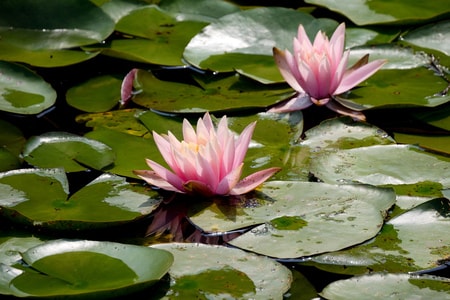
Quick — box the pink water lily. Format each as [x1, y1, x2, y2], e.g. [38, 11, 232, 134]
[134, 113, 280, 197]
[269, 23, 386, 121]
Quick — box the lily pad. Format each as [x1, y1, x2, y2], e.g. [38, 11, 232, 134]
[85, 6, 207, 66]
[0, 119, 25, 171]
[0, 168, 162, 229]
[305, 0, 450, 25]
[131, 70, 295, 113]
[77, 109, 151, 138]
[0, 44, 100, 67]
[66, 75, 122, 113]
[183, 7, 338, 83]
[320, 273, 450, 299]
[159, 0, 240, 22]
[307, 198, 450, 275]
[22, 132, 115, 172]
[0, 0, 114, 50]
[300, 117, 395, 150]
[188, 181, 395, 258]
[1, 239, 173, 298]
[85, 129, 158, 178]
[151, 242, 292, 299]
[310, 144, 450, 190]
[402, 20, 450, 56]
[0, 61, 56, 115]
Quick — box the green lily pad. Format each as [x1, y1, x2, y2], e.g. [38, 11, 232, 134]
[188, 181, 395, 258]
[183, 7, 338, 83]
[307, 198, 450, 275]
[310, 144, 450, 191]
[151, 242, 292, 299]
[347, 44, 430, 70]
[85, 129, 157, 179]
[159, 0, 240, 22]
[77, 109, 151, 138]
[0, 61, 56, 115]
[320, 273, 450, 299]
[300, 117, 395, 150]
[0, 168, 163, 229]
[394, 133, 450, 156]
[339, 67, 450, 109]
[0, 44, 100, 67]
[0, 0, 114, 50]
[0, 119, 25, 171]
[1, 239, 173, 298]
[66, 75, 122, 113]
[0, 236, 46, 268]
[131, 70, 295, 113]
[305, 0, 450, 25]
[22, 132, 115, 172]
[345, 27, 400, 49]
[402, 20, 450, 56]
[85, 6, 207, 66]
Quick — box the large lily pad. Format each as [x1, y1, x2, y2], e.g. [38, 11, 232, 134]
[85, 6, 207, 66]
[188, 181, 395, 258]
[337, 67, 450, 109]
[402, 20, 450, 56]
[310, 144, 450, 190]
[1, 239, 173, 298]
[0, 0, 114, 50]
[183, 7, 338, 83]
[307, 198, 450, 275]
[0, 168, 162, 229]
[0, 61, 56, 115]
[22, 132, 115, 172]
[305, 0, 450, 25]
[151, 242, 292, 299]
[320, 273, 450, 299]
[131, 70, 295, 113]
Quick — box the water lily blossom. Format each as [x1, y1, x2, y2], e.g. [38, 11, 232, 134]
[269, 23, 386, 121]
[134, 113, 280, 197]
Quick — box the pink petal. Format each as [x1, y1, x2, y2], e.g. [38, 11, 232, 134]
[335, 59, 387, 95]
[133, 169, 183, 193]
[329, 23, 346, 64]
[268, 93, 313, 113]
[233, 121, 256, 169]
[196, 148, 219, 191]
[273, 47, 305, 93]
[297, 25, 313, 50]
[153, 132, 179, 171]
[216, 163, 244, 195]
[325, 101, 366, 121]
[144, 159, 185, 191]
[230, 167, 281, 195]
[330, 50, 350, 93]
[120, 68, 137, 106]
[182, 118, 197, 143]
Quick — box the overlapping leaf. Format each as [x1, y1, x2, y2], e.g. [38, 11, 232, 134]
[0, 169, 162, 229]
[0, 62, 56, 114]
[188, 182, 395, 259]
[151, 243, 292, 299]
[0, 239, 173, 298]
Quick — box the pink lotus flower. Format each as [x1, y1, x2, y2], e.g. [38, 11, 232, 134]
[269, 23, 386, 121]
[134, 113, 280, 197]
